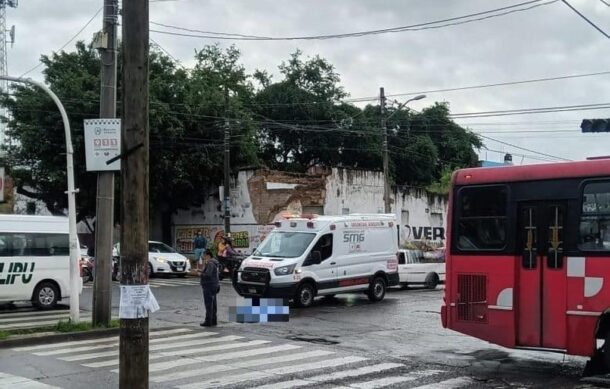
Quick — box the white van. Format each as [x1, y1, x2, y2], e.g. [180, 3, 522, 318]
[234, 214, 399, 307]
[0, 215, 82, 309]
[397, 248, 445, 289]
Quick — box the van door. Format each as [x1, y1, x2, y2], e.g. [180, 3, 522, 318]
[303, 233, 337, 290]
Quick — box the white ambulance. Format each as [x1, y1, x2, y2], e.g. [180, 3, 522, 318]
[0, 215, 82, 309]
[234, 214, 399, 307]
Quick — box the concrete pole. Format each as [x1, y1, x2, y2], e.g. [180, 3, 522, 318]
[92, 0, 118, 327]
[380, 87, 390, 213]
[0, 75, 80, 323]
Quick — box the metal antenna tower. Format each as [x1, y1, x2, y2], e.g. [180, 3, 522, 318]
[0, 0, 16, 145]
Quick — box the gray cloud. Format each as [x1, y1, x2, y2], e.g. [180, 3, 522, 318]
[6, 0, 610, 163]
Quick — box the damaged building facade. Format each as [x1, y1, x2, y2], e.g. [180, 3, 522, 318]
[170, 167, 448, 257]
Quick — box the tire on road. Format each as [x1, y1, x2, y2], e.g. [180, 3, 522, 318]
[425, 273, 439, 290]
[367, 276, 386, 302]
[294, 282, 316, 308]
[32, 281, 59, 310]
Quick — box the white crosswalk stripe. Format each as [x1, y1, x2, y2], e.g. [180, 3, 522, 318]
[0, 372, 61, 389]
[0, 309, 119, 331]
[7, 327, 468, 389]
[82, 277, 231, 289]
[409, 377, 475, 389]
[347, 369, 445, 389]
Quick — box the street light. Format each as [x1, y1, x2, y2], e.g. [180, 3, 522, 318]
[382, 92, 426, 214]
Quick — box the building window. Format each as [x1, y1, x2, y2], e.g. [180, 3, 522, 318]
[457, 186, 507, 251]
[579, 181, 610, 252]
[26, 202, 36, 215]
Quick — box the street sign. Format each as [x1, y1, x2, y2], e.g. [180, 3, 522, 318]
[84, 119, 121, 171]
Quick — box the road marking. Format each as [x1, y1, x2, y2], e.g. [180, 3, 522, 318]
[151, 339, 271, 359]
[178, 372, 270, 389]
[409, 377, 474, 389]
[151, 345, 315, 382]
[13, 328, 192, 352]
[178, 356, 367, 389]
[0, 372, 61, 388]
[348, 370, 445, 389]
[82, 340, 271, 367]
[267, 356, 367, 375]
[0, 310, 70, 318]
[0, 319, 64, 329]
[34, 331, 220, 356]
[0, 313, 69, 322]
[255, 363, 404, 389]
[60, 332, 219, 361]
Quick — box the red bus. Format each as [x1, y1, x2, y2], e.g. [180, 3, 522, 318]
[441, 159, 610, 370]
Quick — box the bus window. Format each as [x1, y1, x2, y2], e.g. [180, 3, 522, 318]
[457, 186, 508, 251]
[579, 181, 610, 251]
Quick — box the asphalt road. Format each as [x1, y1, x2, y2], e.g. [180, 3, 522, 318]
[0, 277, 600, 388]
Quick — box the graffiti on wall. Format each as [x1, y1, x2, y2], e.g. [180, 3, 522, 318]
[175, 225, 275, 255]
[403, 225, 445, 241]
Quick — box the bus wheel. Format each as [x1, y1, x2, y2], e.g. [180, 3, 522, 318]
[425, 273, 439, 290]
[294, 282, 315, 308]
[33, 282, 59, 310]
[368, 277, 386, 302]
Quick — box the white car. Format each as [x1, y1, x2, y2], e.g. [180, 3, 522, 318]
[397, 248, 445, 289]
[113, 241, 191, 277]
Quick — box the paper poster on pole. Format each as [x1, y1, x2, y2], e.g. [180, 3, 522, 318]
[119, 285, 160, 319]
[84, 118, 121, 171]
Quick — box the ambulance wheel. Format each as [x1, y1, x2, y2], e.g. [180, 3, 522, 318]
[368, 277, 386, 302]
[425, 273, 439, 290]
[294, 282, 315, 308]
[33, 282, 59, 310]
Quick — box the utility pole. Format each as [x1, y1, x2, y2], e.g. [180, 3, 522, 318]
[380, 87, 390, 213]
[223, 86, 231, 235]
[120, 0, 149, 387]
[92, 0, 118, 327]
[0, 0, 17, 145]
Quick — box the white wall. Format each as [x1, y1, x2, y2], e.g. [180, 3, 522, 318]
[171, 168, 449, 257]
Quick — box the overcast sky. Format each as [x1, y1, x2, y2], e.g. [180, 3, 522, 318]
[6, 0, 610, 164]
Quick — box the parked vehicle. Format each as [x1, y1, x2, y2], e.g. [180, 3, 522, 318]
[234, 213, 399, 307]
[0, 215, 82, 309]
[113, 241, 191, 278]
[442, 159, 610, 373]
[397, 248, 445, 289]
[80, 256, 94, 283]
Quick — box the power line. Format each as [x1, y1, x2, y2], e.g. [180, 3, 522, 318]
[149, 0, 556, 41]
[561, 0, 610, 39]
[600, 0, 610, 7]
[347, 70, 610, 102]
[480, 134, 571, 161]
[19, 7, 103, 77]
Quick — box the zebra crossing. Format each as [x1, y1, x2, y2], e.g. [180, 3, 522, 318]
[10, 327, 476, 388]
[0, 309, 117, 331]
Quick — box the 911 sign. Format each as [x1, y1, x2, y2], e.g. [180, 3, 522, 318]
[84, 119, 121, 171]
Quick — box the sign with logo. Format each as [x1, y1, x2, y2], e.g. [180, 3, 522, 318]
[0, 262, 35, 285]
[84, 119, 121, 171]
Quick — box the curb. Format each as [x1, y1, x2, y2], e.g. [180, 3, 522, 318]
[0, 327, 120, 349]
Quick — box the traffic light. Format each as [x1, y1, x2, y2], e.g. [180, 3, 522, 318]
[581, 119, 610, 133]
